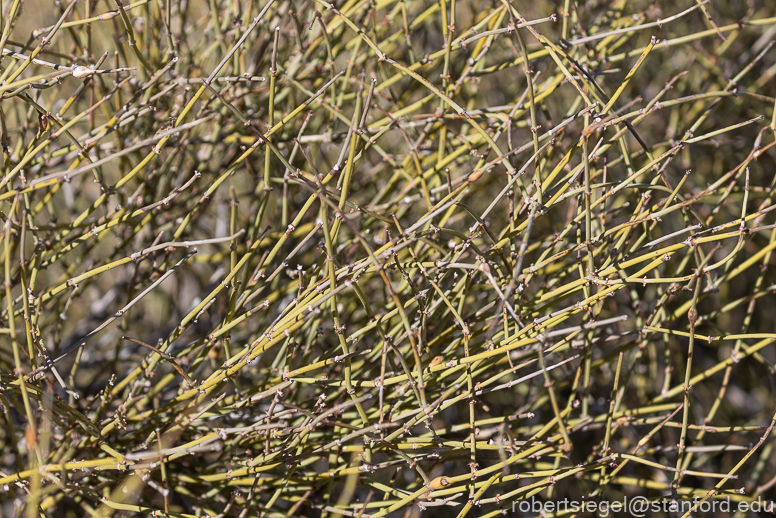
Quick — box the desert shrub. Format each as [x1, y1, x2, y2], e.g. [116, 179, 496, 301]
[0, 0, 775, 516]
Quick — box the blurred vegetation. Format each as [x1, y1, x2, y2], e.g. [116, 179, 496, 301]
[0, 0, 775, 516]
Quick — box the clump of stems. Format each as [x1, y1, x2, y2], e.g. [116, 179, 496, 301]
[0, 1, 775, 517]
